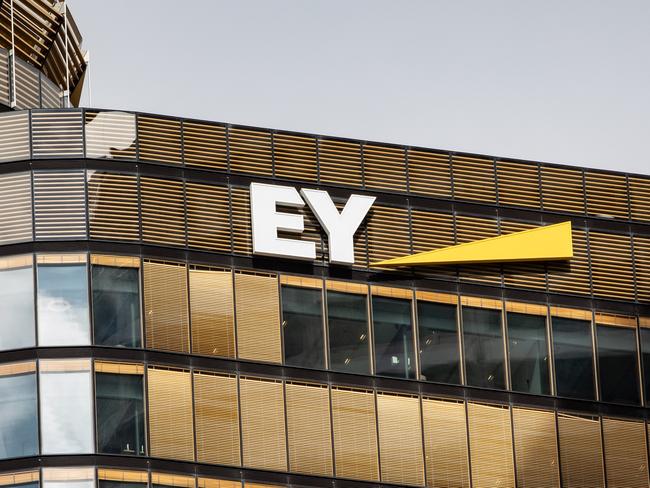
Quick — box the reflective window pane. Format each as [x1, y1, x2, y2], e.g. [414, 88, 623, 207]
[462, 307, 505, 389]
[40, 360, 94, 454]
[640, 328, 650, 405]
[0, 258, 35, 351]
[96, 372, 146, 455]
[508, 312, 550, 395]
[372, 296, 415, 379]
[328, 290, 370, 374]
[417, 301, 460, 384]
[597, 325, 640, 405]
[92, 264, 141, 347]
[282, 285, 325, 369]
[552, 317, 595, 400]
[0, 365, 38, 459]
[37, 260, 90, 346]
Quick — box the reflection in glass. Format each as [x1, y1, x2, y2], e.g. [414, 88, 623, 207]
[597, 325, 640, 405]
[0, 261, 35, 351]
[96, 373, 146, 455]
[552, 317, 595, 400]
[418, 301, 460, 384]
[508, 312, 550, 395]
[0, 369, 38, 459]
[328, 291, 370, 374]
[372, 296, 415, 379]
[37, 262, 90, 346]
[640, 328, 650, 405]
[282, 286, 325, 369]
[93, 264, 141, 347]
[463, 307, 505, 389]
[40, 362, 94, 454]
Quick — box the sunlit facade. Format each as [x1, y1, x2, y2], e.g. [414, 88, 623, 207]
[1, 2, 650, 488]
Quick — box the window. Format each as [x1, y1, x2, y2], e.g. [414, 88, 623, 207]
[327, 287, 370, 375]
[640, 327, 650, 404]
[462, 305, 506, 389]
[282, 283, 325, 369]
[552, 316, 595, 400]
[96, 365, 146, 455]
[372, 294, 415, 379]
[507, 312, 550, 395]
[92, 256, 141, 348]
[40, 359, 94, 454]
[0, 362, 38, 459]
[37, 255, 90, 346]
[417, 300, 460, 384]
[597, 323, 640, 405]
[0, 256, 35, 351]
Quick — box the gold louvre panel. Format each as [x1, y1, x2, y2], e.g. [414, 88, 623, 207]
[363, 143, 406, 192]
[151, 473, 195, 487]
[194, 372, 241, 467]
[410, 209, 456, 279]
[0, 172, 33, 244]
[87, 172, 139, 241]
[407, 149, 452, 198]
[635, 236, 650, 303]
[0, 471, 39, 486]
[585, 171, 629, 220]
[501, 220, 547, 290]
[602, 418, 648, 488]
[231, 186, 252, 255]
[239, 376, 287, 472]
[547, 229, 590, 295]
[455, 215, 502, 286]
[366, 205, 410, 267]
[512, 407, 560, 488]
[183, 121, 227, 170]
[0, 112, 30, 161]
[140, 177, 186, 247]
[0, 361, 36, 376]
[285, 382, 333, 477]
[589, 232, 634, 300]
[497, 161, 541, 208]
[148, 367, 195, 462]
[629, 176, 650, 222]
[557, 413, 605, 488]
[31, 110, 84, 158]
[137, 115, 182, 164]
[33, 170, 87, 240]
[90, 254, 140, 268]
[452, 154, 496, 203]
[186, 181, 231, 252]
[95, 361, 144, 375]
[98, 469, 148, 483]
[540, 166, 585, 214]
[273, 132, 317, 181]
[318, 138, 362, 187]
[229, 127, 272, 176]
[85, 111, 137, 160]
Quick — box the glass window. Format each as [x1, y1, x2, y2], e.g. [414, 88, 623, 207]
[96, 371, 146, 455]
[37, 257, 90, 346]
[462, 306, 506, 389]
[0, 363, 38, 459]
[0, 256, 35, 351]
[282, 285, 325, 369]
[597, 324, 640, 405]
[640, 328, 650, 404]
[418, 301, 460, 384]
[507, 312, 550, 395]
[40, 360, 94, 454]
[328, 290, 370, 374]
[552, 317, 595, 400]
[92, 259, 141, 347]
[372, 296, 415, 379]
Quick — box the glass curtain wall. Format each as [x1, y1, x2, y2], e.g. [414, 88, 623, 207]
[640, 326, 650, 404]
[507, 311, 550, 395]
[417, 299, 460, 384]
[282, 284, 325, 369]
[327, 287, 370, 374]
[372, 294, 415, 379]
[0, 256, 35, 351]
[0, 362, 38, 459]
[462, 305, 506, 389]
[597, 322, 640, 405]
[552, 316, 595, 400]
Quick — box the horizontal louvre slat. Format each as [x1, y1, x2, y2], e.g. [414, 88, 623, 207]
[87, 172, 139, 241]
[0, 48, 9, 105]
[635, 236, 650, 302]
[138, 115, 182, 164]
[31, 111, 84, 158]
[0, 112, 30, 161]
[85, 111, 137, 160]
[33, 170, 87, 240]
[40, 76, 61, 108]
[548, 229, 590, 295]
[0, 172, 33, 244]
[456, 215, 501, 286]
[410, 209, 456, 280]
[231, 187, 252, 255]
[14, 59, 39, 110]
[630, 176, 650, 222]
[318, 139, 362, 187]
[512, 407, 560, 488]
[366, 205, 410, 268]
[585, 171, 629, 220]
[558, 414, 604, 488]
[363, 144, 406, 192]
[501, 221, 547, 290]
[452, 155, 496, 203]
[186, 182, 231, 252]
[407, 149, 452, 198]
[602, 418, 648, 488]
[183, 121, 227, 170]
[273, 133, 317, 181]
[229, 127, 272, 176]
[141, 177, 185, 246]
[589, 232, 634, 300]
[497, 161, 541, 208]
[541, 166, 585, 214]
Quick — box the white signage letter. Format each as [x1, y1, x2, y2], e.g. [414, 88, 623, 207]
[250, 182, 316, 260]
[300, 189, 375, 265]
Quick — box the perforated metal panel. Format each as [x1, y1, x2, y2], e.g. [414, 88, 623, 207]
[33, 170, 87, 240]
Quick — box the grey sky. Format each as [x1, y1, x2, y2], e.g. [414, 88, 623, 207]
[68, 0, 650, 175]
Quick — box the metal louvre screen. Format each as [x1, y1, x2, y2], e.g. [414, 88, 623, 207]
[239, 377, 287, 472]
[234, 271, 281, 363]
[497, 161, 541, 208]
[230, 187, 252, 255]
[148, 367, 195, 462]
[540, 166, 585, 214]
[229, 127, 272, 176]
[422, 398, 470, 488]
[629, 176, 650, 222]
[376, 393, 425, 486]
[467, 403, 515, 488]
[14, 59, 39, 109]
[602, 418, 648, 488]
[331, 387, 379, 482]
[31, 111, 84, 158]
[589, 232, 634, 300]
[365, 205, 410, 267]
[456, 215, 501, 286]
[635, 236, 650, 302]
[0, 172, 33, 244]
[452, 155, 496, 204]
[0, 48, 8, 104]
[318, 139, 362, 187]
[87, 171, 139, 241]
[410, 209, 456, 279]
[501, 221, 547, 290]
[140, 177, 186, 247]
[557, 413, 605, 488]
[183, 121, 227, 170]
[33, 170, 87, 240]
[143, 260, 190, 353]
[363, 144, 406, 193]
[585, 171, 629, 219]
[186, 181, 231, 252]
[285, 382, 333, 477]
[189, 267, 235, 358]
[0, 112, 30, 162]
[85, 111, 137, 160]
[40, 75, 61, 108]
[193, 372, 241, 467]
[407, 149, 452, 198]
[547, 229, 590, 295]
[512, 407, 560, 488]
[137, 115, 182, 164]
[273, 133, 317, 182]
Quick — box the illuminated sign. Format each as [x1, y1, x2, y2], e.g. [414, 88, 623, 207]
[250, 182, 375, 265]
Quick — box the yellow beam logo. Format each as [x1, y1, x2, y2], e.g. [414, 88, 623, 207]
[371, 221, 573, 267]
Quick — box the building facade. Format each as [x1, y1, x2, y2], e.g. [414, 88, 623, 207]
[1, 2, 650, 488]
